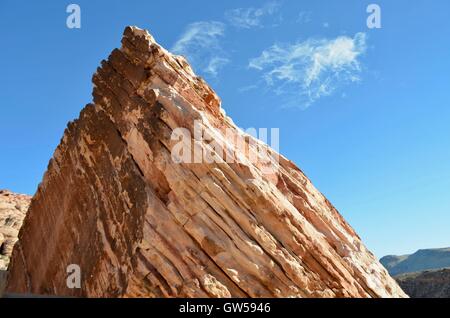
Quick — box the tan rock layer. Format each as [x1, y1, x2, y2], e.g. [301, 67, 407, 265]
[6, 26, 406, 298]
[0, 190, 30, 271]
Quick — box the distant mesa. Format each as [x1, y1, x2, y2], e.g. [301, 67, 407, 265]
[380, 247, 450, 276]
[381, 247, 450, 298]
[0, 190, 31, 297]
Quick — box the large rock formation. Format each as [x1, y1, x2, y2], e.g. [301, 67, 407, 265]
[5, 27, 406, 298]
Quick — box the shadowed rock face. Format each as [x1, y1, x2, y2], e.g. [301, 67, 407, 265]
[5, 26, 406, 298]
[395, 268, 450, 298]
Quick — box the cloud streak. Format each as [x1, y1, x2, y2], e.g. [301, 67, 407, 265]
[172, 21, 228, 77]
[205, 57, 230, 77]
[249, 33, 367, 108]
[225, 1, 281, 29]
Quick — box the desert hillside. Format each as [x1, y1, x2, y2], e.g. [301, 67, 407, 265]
[381, 248, 450, 276]
[395, 268, 450, 298]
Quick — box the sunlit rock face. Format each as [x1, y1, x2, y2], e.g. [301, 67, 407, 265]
[5, 27, 406, 298]
[0, 190, 30, 271]
[0, 189, 31, 296]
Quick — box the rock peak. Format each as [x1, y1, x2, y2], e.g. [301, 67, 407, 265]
[5, 26, 406, 298]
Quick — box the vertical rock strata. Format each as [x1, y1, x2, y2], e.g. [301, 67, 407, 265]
[6, 27, 406, 298]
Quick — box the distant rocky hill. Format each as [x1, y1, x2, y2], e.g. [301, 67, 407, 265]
[0, 190, 31, 270]
[0, 190, 31, 297]
[395, 268, 450, 298]
[380, 248, 450, 276]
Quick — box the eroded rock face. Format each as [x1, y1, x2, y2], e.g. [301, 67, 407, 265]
[6, 27, 406, 298]
[0, 190, 30, 271]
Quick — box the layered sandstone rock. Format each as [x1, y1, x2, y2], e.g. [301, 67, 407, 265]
[6, 26, 406, 298]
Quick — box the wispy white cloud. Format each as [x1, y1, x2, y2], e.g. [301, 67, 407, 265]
[205, 57, 230, 77]
[225, 1, 281, 29]
[249, 33, 367, 108]
[172, 21, 229, 77]
[238, 84, 259, 93]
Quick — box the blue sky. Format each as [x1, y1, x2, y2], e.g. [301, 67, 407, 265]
[1, 0, 449, 258]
